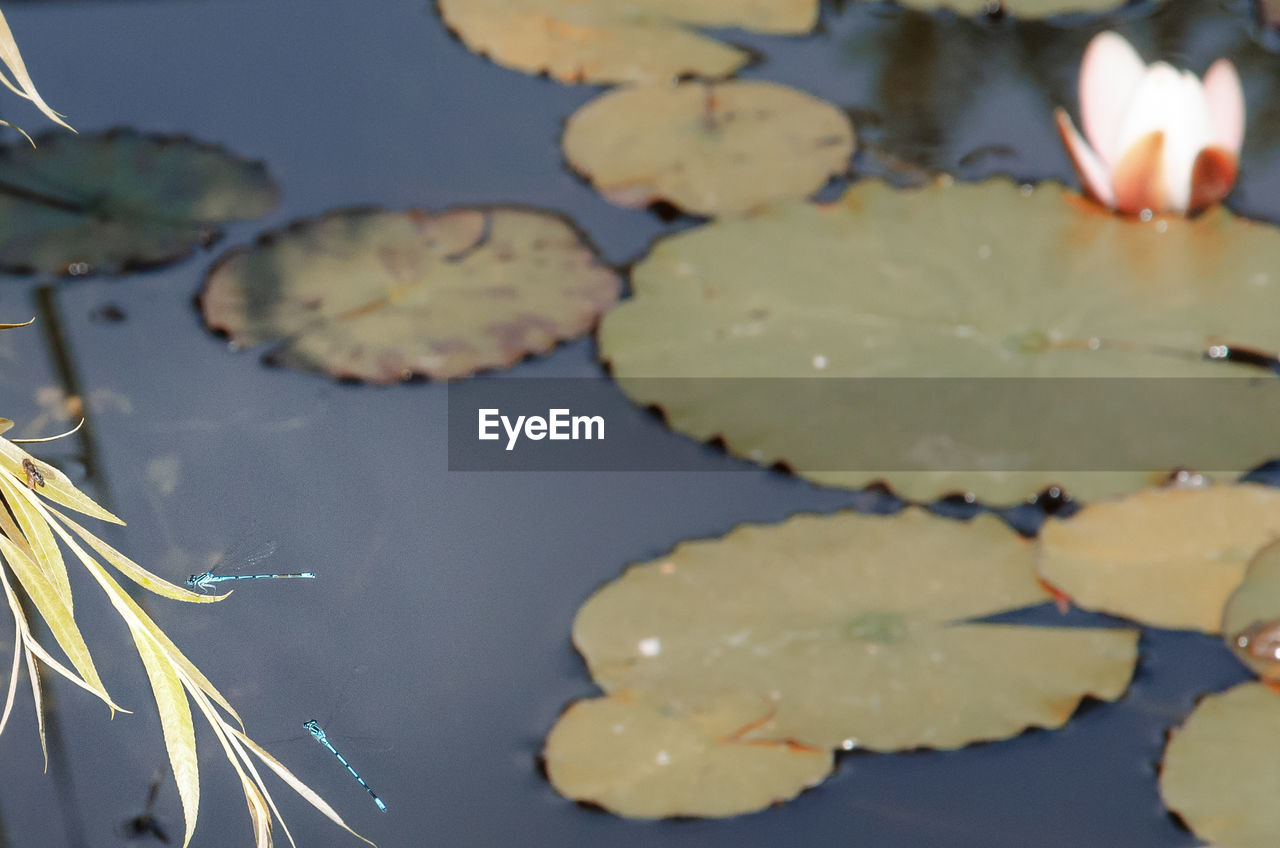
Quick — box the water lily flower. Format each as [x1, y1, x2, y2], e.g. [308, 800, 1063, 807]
[1054, 31, 1244, 216]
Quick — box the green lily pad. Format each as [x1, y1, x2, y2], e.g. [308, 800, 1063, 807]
[544, 689, 833, 818]
[572, 509, 1138, 752]
[913, 0, 1140, 15]
[598, 179, 1280, 503]
[1038, 484, 1280, 633]
[200, 206, 621, 384]
[0, 129, 277, 276]
[562, 81, 854, 216]
[1222, 540, 1280, 679]
[437, 0, 818, 85]
[1161, 682, 1280, 848]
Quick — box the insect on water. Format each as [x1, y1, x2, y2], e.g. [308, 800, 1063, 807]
[304, 719, 388, 812]
[185, 540, 317, 593]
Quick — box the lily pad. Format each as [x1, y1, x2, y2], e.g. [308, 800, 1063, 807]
[598, 179, 1280, 503]
[437, 0, 818, 85]
[0, 129, 277, 276]
[543, 689, 833, 818]
[1222, 540, 1280, 679]
[200, 206, 621, 383]
[1037, 484, 1280, 633]
[1161, 682, 1280, 848]
[562, 81, 854, 216]
[916, 0, 1136, 16]
[572, 509, 1138, 752]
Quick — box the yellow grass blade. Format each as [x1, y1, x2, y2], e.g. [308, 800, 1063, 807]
[49, 507, 224, 603]
[233, 729, 377, 847]
[132, 629, 200, 848]
[11, 418, 83, 444]
[30, 497, 244, 727]
[0, 474, 73, 610]
[0, 438, 122, 525]
[0, 8, 72, 130]
[24, 638, 44, 768]
[22, 630, 127, 712]
[0, 604, 20, 738]
[0, 534, 117, 712]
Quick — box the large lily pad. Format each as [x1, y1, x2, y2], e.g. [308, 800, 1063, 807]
[200, 206, 621, 383]
[572, 509, 1138, 753]
[437, 0, 818, 85]
[0, 129, 277, 276]
[562, 81, 854, 216]
[1161, 683, 1280, 848]
[599, 179, 1280, 503]
[1037, 484, 1280, 633]
[544, 689, 833, 818]
[1222, 540, 1280, 679]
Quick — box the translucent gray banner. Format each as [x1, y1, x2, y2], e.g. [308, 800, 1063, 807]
[446, 377, 1280, 472]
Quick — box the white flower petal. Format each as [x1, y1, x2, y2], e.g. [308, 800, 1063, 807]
[1158, 71, 1214, 213]
[1203, 58, 1245, 155]
[1079, 32, 1148, 166]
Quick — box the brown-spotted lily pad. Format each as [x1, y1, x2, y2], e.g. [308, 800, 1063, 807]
[1038, 484, 1280, 633]
[598, 179, 1280, 504]
[562, 81, 854, 216]
[1222, 540, 1280, 679]
[544, 689, 832, 818]
[200, 206, 621, 383]
[572, 509, 1138, 753]
[437, 0, 818, 85]
[1161, 682, 1280, 848]
[0, 129, 277, 276]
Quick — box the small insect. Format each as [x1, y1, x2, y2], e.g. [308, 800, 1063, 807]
[21, 458, 45, 488]
[304, 720, 387, 812]
[186, 541, 316, 593]
[1232, 618, 1280, 665]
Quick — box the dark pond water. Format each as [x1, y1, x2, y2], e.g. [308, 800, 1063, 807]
[0, 0, 1275, 846]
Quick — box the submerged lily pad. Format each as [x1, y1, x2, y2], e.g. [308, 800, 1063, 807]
[599, 179, 1280, 503]
[1161, 683, 1280, 848]
[1222, 540, 1280, 678]
[438, 0, 818, 85]
[200, 206, 621, 383]
[572, 509, 1138, 753]
[544, 689, 832, 818]
[1038, 484, 1280, 633]
[0, 129, 277, 276]
[562, 81, 854, 216]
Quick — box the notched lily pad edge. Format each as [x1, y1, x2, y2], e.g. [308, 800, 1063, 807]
[593, 376, 1092, 523]
[540, 672, 1136, 819]
[199, 202, 623, 385]
[434, 0, 769, 86]
[0, 126, 280, 279]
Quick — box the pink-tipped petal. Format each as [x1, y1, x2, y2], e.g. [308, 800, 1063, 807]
[1203, 58, 1245, 156]
[1079, 31, 1148, 166]
[1112, 130, 1167, 214]
[1055, 107, 1116, 207]
[1188, 146, 1238, 211]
